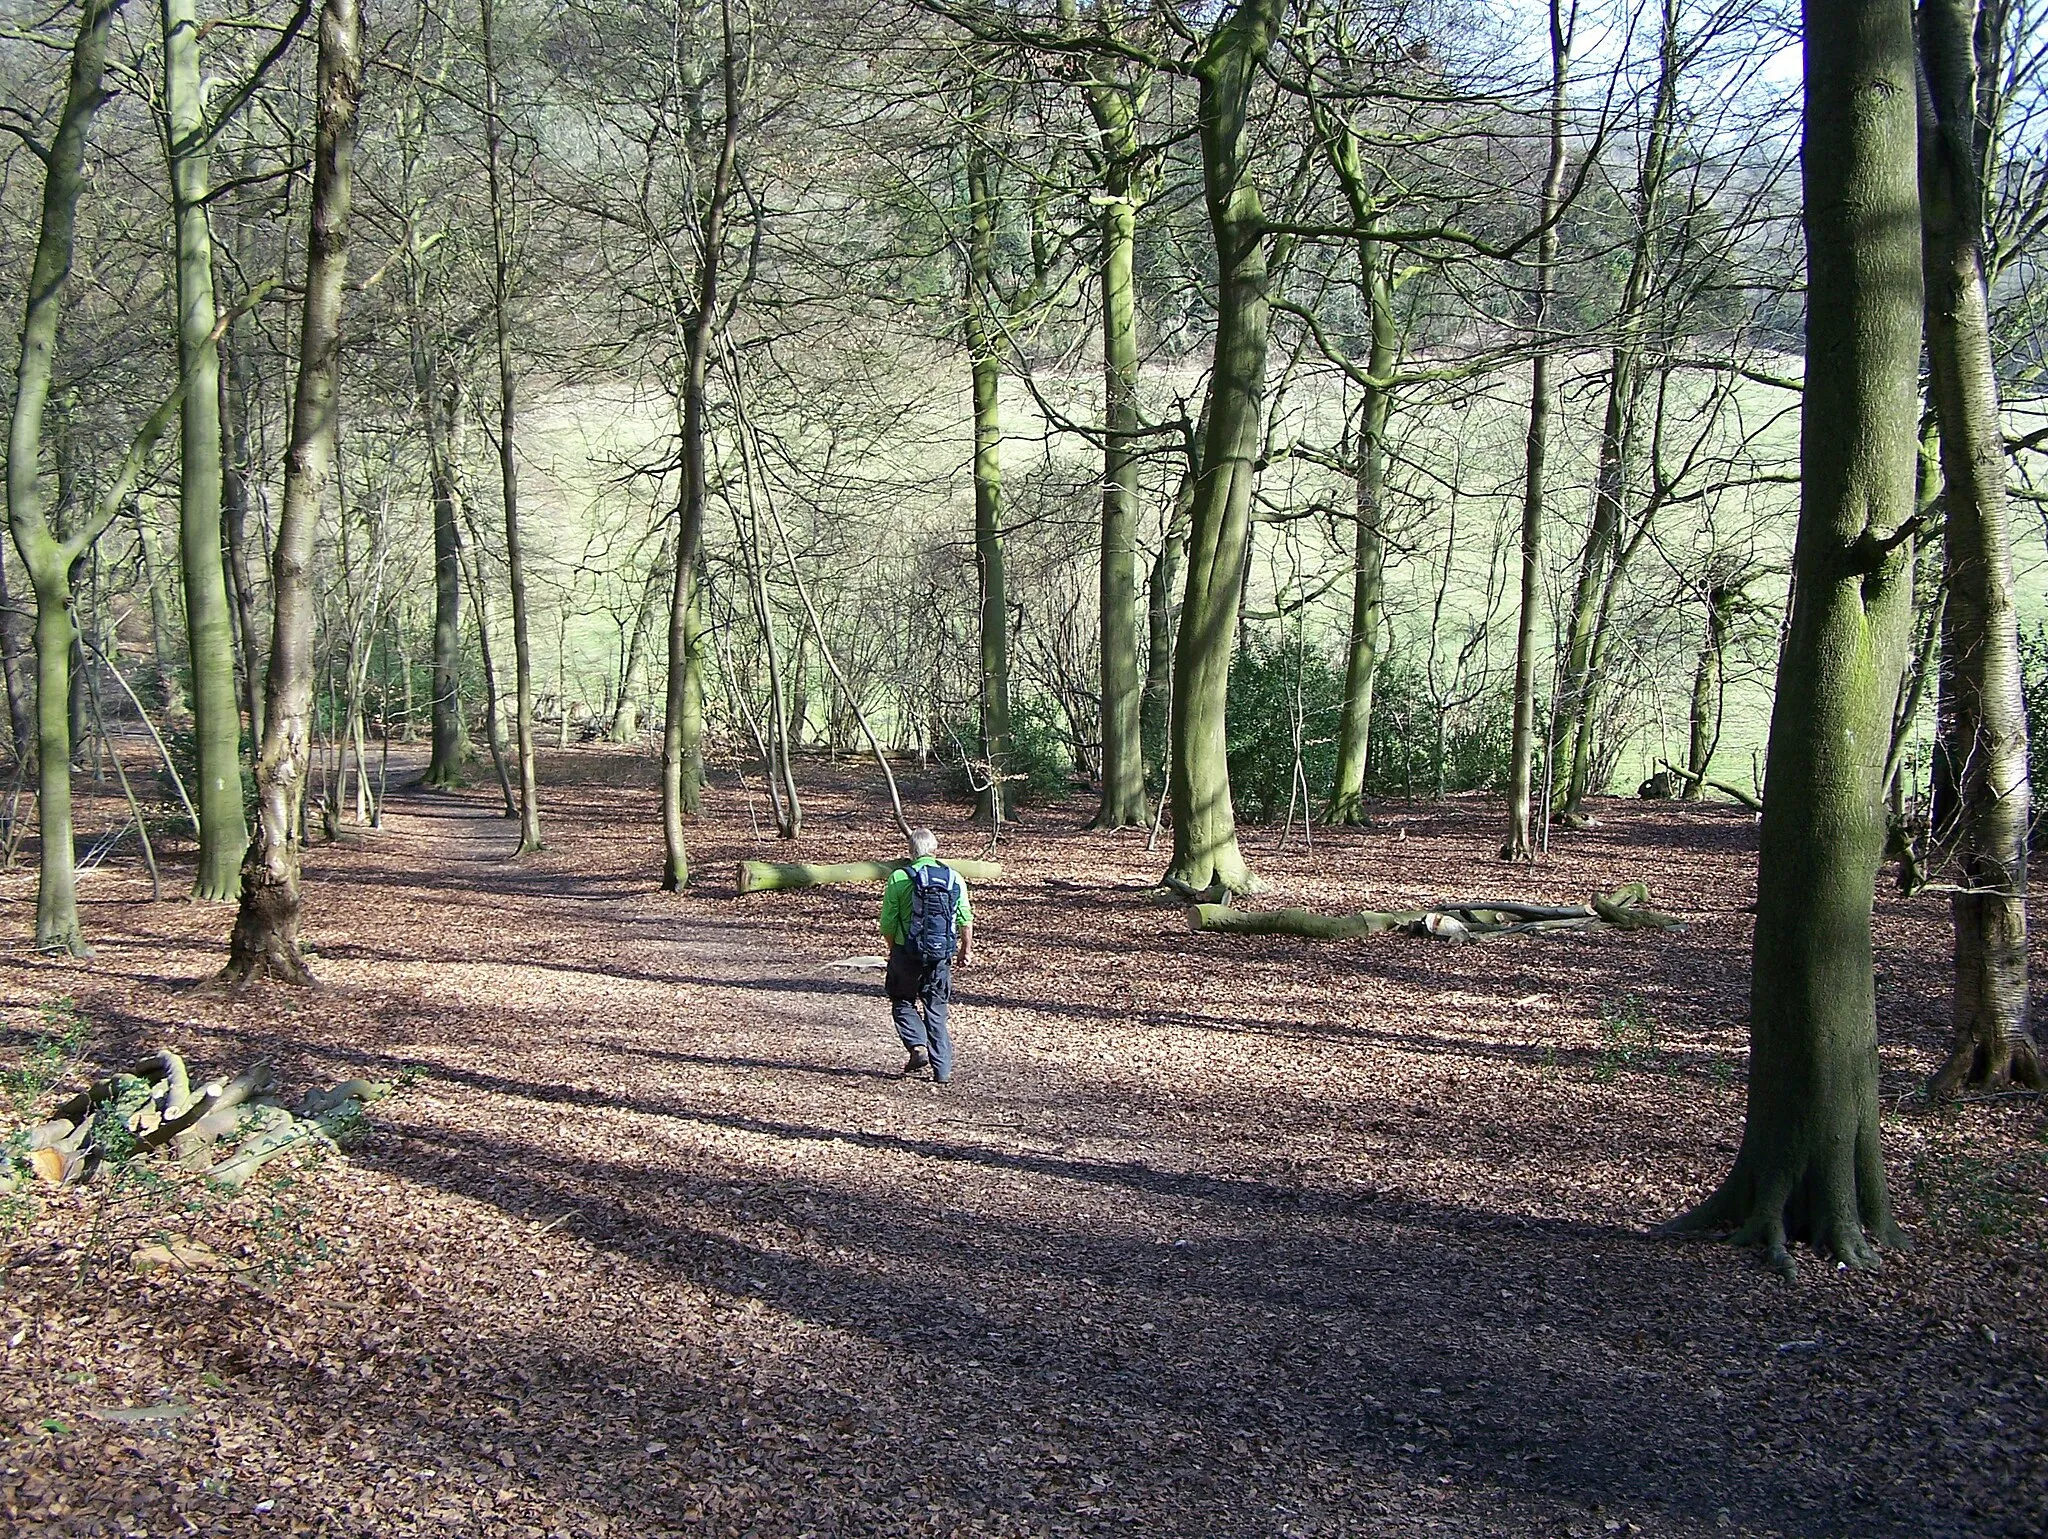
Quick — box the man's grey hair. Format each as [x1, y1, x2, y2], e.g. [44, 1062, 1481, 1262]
[908, 827, 940, 858]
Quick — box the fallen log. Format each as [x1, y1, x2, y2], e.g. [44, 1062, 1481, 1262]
[1656, 760, 1762, 811]
[1185, 905, 1425, 939]
[737, 857, 1002, 893]
[1188, 883, 1683, 942]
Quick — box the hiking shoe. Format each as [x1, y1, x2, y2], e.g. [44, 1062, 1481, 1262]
[932, 1072, 951, 1086]
[904, 1047, 931, 1076]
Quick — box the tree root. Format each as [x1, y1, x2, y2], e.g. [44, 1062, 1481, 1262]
[1660, 1144, 1902, 1279]
[1927, 1030, 2047, 1099]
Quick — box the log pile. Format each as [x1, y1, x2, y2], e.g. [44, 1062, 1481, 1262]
[737, 857, 1002, 893]
[1187, 882, 1683, 942]
[2, 1050, 388, 1194]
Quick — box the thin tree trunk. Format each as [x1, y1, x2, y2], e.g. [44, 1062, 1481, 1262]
[220, 287, 265, 748]
[1504, 0, 1572, 861]
[223, 0, 363, 984]
[461, 503, 519, 818]
[1684, 582, 1738, 796]
[1322, 116, 1395, 823]
[680, 582, 706, 812]
[418, 332, 466, 787]
[612, 536, 668, 742]
[1920, 0, 2040, 1094]
[1164, 0, 1288, 896]
[480, 0, 540, 854]
[1555, 0, 1678, 824]
[963, 122, 1014, 823]
[165, 0, 250, 901]
[1142, 435, 1196, 788]
[659, 0, 741, 887]
[1087, 61, 1149, 829]
[1664, 0, 1920, 1272]
[134, 503, 183, 717]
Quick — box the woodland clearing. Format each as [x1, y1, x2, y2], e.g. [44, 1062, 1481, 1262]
[0, 747, 2043, 1539]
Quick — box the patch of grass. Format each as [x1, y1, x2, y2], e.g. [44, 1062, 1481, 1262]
[1591, 995, 1660, 1083]
[1912, 1140, 2048, 1248]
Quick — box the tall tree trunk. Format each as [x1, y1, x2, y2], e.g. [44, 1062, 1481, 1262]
[1920, 0, 2040, 1094]
[6, 0, 173, 956]
[165, 0, 251, 900]
[1504, 0, 1572, 861]
[1164, 0, 1287, 896]
[1326, 395, 1387, 824]
[480, 0, 541, 854]
[1322, 115, 1396, 824]
[1555, 0, 1679, 825]
[223, 0, 362, 984]
[963, 127, 1014, 823]
[420, 351, 466, 788]
[220, 292, 265, 748]
[1664, 0, 1921, 1272]
[1087, 62, 1149, 829]
[660, 0, 740, 888]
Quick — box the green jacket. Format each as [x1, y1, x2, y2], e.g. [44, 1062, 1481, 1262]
[879, 856, 973, 945]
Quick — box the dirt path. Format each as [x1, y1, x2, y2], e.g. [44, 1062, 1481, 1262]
[3, 764, 2043, 1538]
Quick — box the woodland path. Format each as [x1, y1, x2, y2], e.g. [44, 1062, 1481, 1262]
[5, 767, 2042, 1538]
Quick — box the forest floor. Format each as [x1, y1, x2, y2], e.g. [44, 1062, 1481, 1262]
[0, 746, 2043, 1539]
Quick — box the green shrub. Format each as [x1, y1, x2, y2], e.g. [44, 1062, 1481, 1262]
[1364, 655, 1518, 799]
[942, 692, 1072, 805]
[1226, 634, 1342, 823]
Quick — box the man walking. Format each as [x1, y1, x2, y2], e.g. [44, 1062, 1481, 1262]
[879, 827, 973, 1083]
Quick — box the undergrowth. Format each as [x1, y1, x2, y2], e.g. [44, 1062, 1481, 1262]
[2, 996, 379, 1282]
[1591, 995, 1660, 1082]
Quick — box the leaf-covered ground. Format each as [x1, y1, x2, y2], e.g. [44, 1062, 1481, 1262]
[1, 747, 2043, 1537]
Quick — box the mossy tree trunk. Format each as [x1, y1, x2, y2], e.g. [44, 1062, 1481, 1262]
[1086, 57, 1150, 830]
[1665, 0, 1921, 1272]
[1919, 0, 2040, 1094]
[7, 0, 182, 956]
[1164, 0, 1287, 896]
[1316, 108, 1395, 826]
[164, 0, 251, 900]
[224, 0, 362, 985]
[1504, 0, 1571, 861]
